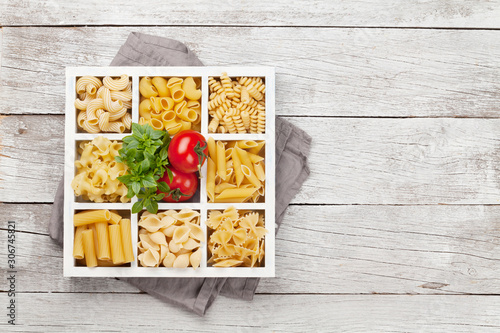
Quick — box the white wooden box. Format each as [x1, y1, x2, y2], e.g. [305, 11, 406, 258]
[64, 66, 275, 277]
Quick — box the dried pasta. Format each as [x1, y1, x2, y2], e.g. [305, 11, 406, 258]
[208, 73, 266, 133]
[75, 75, 132, 133]
[138, 76, 202, 135]
[207, 140, 265, 203]
[137, 209, 202, 269]
[71, 136, 129, 203]
[206, 207, 267, 267]
[73, 210, 134, 267]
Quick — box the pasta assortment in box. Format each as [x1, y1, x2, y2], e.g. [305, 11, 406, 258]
[64, 67, 275, 277]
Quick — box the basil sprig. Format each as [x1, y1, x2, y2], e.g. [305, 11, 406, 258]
[116, 123, 173, 214]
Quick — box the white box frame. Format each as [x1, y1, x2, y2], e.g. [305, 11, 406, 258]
[64, 66, 275, 277]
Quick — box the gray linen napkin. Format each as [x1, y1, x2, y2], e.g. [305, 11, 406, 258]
[49, 32, 311, 315]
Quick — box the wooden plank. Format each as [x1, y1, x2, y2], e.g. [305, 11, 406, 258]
[3, 203, 500, 294]
[1, 293, 500, 332]
[1, 27, 500, 117]
[2, 115, 500, 204]
[1, 0, 499, 28]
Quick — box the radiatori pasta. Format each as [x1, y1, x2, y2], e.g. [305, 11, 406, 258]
[137, 209, 203, 269]
[75, 75, 132, 133]
[206, 139, 265, 203]
[138, 76, 202, 135]
[206, 206, 267, 267]
[208, 73, 266, 134]
[73, 210, 134, 267]
[71, 136, 129, 203]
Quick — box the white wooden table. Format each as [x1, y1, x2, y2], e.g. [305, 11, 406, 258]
[1, 1, 500, 331]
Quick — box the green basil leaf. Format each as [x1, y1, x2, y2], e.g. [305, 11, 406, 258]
[127, 140, 139, 150]
[155, 192, 165, 201]
[126, 189, 135, 198]
[117, 174, 133, 184]
[132, 123, 143, 135]
[145, 200, 158, 214]
[132, 200, 144, 214]
[140, 158, 150, 172]
[159, 146, 169, 162]
[166, 167, 174, 183]
[123, 136, 134, 144]
[131, 181, 141, 195]
[142, 174, 157, 188]
[114, 155, 123, 163]
[150, 129, 163, 140]
[157, 181, 170, 193]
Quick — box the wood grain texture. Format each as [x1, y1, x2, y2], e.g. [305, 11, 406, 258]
[2, 203, 500, 294]
[1, 293, 500, 332]
[2, 115, 500, 204]
[1, 27, 499, 117]
[1, 0, 499, 28]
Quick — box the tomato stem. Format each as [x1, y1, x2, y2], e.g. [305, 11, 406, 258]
[194, 140, 208, 177]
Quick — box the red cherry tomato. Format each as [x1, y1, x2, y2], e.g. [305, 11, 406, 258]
[168, 130, 208, 174]
[157, 167, 198, 202]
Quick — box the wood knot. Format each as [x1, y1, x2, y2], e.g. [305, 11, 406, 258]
[17, 122, 28, 135]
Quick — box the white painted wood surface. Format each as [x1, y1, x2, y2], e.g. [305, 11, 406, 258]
[1, 27, 500, 117]
[1, 0, 499, 28]
[1, 1, 500, 331]
[2, 203, 500, 294]
[3, 115, 500, 204]
[2, 293, 500, 332]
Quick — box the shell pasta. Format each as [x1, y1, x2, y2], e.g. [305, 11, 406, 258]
[75, 75, 132, 133]
[137, 209, 203, 269]
[207, 139, 266, 203]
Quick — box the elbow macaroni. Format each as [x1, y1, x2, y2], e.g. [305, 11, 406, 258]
[138, 76, 202, 135]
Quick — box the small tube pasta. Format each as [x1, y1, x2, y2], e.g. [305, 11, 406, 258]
[82, 229, 98, 267]
[152, 77, 170, 97]
[139, 77, 158, 98]
[182, 77, 202, 100]
[139, 99, 153, 120]
[74, 210, 111, 227]
[73, 225, 87, 259]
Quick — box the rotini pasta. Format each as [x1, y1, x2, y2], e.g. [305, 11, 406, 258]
[208, 74, 266, 133]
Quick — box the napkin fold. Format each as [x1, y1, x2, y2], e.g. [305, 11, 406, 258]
[50, 32, 311, 316]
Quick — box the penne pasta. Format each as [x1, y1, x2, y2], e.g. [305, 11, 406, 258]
[216, 141, 227, 181]
[108, 211, 122, 225]
[207, 157, 216, 202]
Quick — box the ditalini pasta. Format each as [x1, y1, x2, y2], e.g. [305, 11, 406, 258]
[71, 136, 129, 203]
[137, 209, 202, 269]
[138, 76, 202, 135]
[206, 206, 267, 267]
[206, 139, 266, 203]
[208, 73, 266, 133]
[73, 210, 134, 267]
[75, 75, 132, 133]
